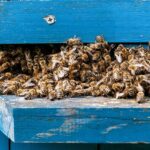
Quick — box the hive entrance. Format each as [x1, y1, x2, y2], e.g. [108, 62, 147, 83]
[0, 36, 149, 103]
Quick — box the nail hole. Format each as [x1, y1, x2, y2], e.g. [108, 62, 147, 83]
[43, 15, 56, 25]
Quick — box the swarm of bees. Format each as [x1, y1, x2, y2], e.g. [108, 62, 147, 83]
[0, 36, 149, 103]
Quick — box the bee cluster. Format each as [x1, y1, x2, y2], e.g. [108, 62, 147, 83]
[0, 36, 149, 103]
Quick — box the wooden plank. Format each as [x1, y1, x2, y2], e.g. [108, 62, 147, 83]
[101, 144, 150, 150]
[1, 0, 150, 44]
[0, 131, 9, 150]
[11, 143, 97, 150]
[1, 95, 150, 143]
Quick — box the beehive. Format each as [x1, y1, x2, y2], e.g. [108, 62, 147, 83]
[0, 0, 150, 145]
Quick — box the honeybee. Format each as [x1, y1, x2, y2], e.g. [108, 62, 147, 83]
[96, 36, 105, 43]
[67, 37, 81, 46]
[53, 66, 69, 81]
[20, 58, 28, 73]
[38, 80, 48, 97]
[10, 47, 23, 57]
[136, 91, 145, 103]
[33, 55, 40, 78]
[92, 51, 100, 61]
[25, 50, 33, 73]
[98, 60, 106, 72]
[112, 67, 122, 82]
[92, 63, 99, 73]
[23, 78, 36, 88]
[81, 52, 89, 62]
[120, 61, 129, 70]
[0, 62, 10, 72]
[25, 87, 39, 100]
[99, 84, 111, 96]
[0, 72, 12, 80]
[112, 82, 124, 92]
[16, 88, 29, 96]
[124, 83, 137, 98]
[103, 53, 111, 64]
[39, 55, 47, 75]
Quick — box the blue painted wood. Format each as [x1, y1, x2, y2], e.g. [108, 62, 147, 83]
[101, 144, 150, 150]
[11, 143, 97, 150]
[0, 95, 150, 143]
[1, 0, 150, 44]
[0, 131, 9, 150]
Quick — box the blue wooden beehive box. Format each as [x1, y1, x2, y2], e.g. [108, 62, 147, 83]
[0, 0, 150, 149]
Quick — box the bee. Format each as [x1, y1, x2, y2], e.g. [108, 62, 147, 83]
[0, 72, 12, 80]
[81, 52, 89, 62]
[33, 55, 40, 78]
[120, 61, 129, 70]
[25, 87, 39, 100]
[103, 53, 111, 66]
[98, 60, 106, 72]
[0, 51, 8, 63]
[47, 83, 56, 100]
[112, 67, 122, 82]
[92, 51, 100, 61]
[38, 79, 48, 97]
[99, 84, 111, 96]
[23, 78, 36, 88]
[92, 63, 99, 73]
[67, 37, 81, 46]
[20, 58, 28, 73]
[96, 36, 105, 43]
[53, 66, 69, 81]
[0, 62, 11, 72]
[112, 82, 124, 92]
[122, 71, 134, 82]
[10, 47, 23, 57]
[39, 55, 47, 75]
[24, 50, 33, 73]
[16, 88, 29, 96]
[136, 91, 145, 103]
[124, 83, 137, 98]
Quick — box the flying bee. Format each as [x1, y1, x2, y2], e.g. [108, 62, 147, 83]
[67, 37, 81, 46]
[24, 50, 33, 73]
[25, 87, 39, 100]
[136, 91, 145, 103]
[0, 62, 11, 72]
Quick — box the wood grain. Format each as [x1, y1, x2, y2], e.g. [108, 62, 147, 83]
[0, 0, 150, 44]
[0, 95, 150, 143]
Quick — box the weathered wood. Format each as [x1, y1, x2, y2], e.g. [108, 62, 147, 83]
[0, 95, 150, 143]
[1, 0, 150, 44]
